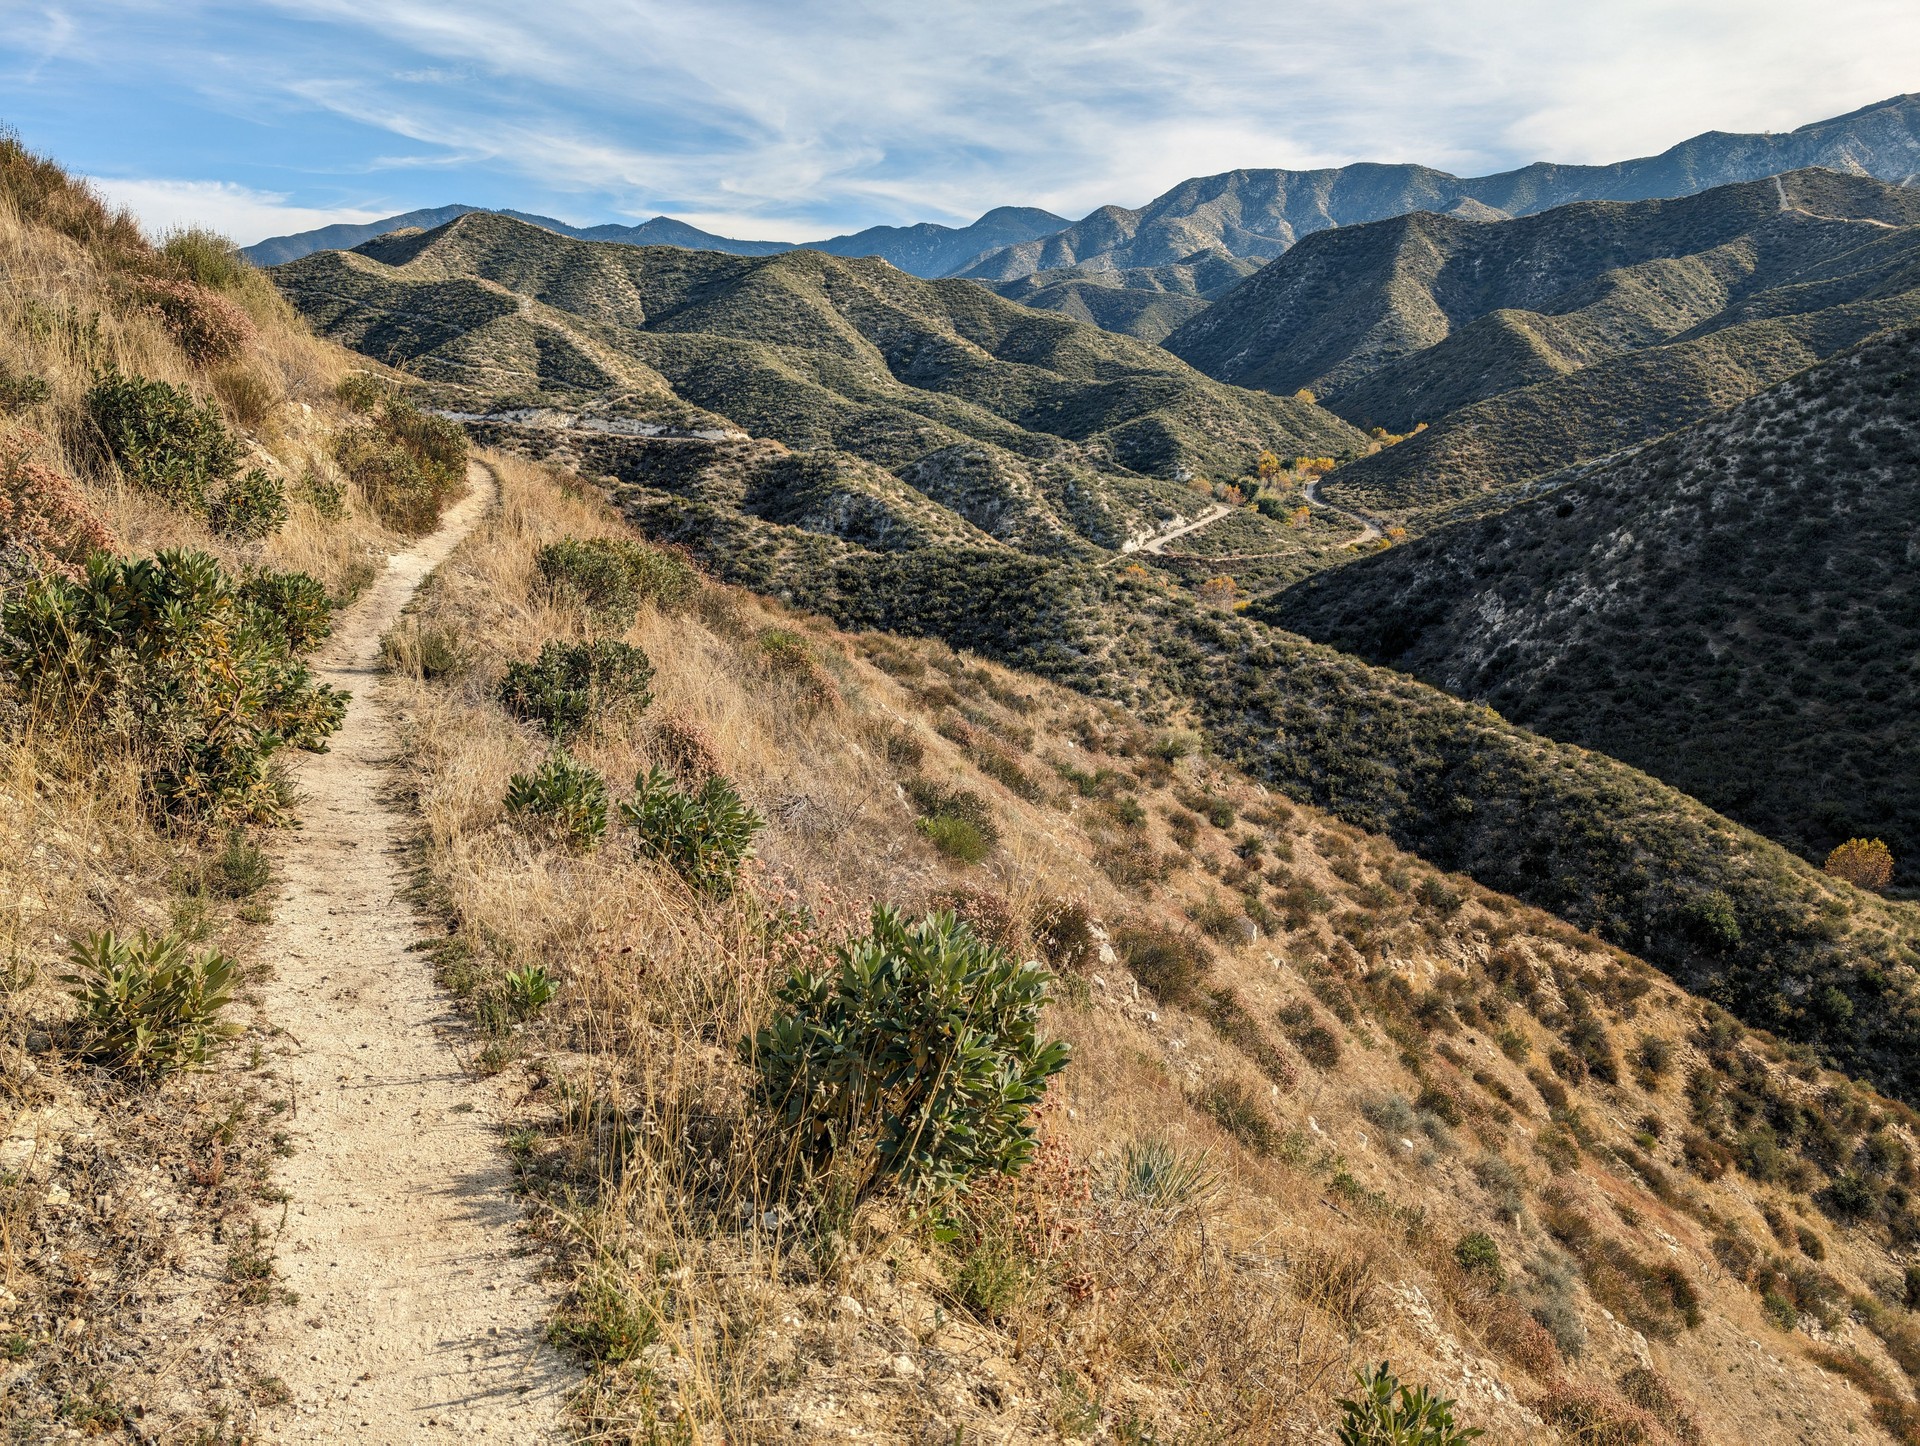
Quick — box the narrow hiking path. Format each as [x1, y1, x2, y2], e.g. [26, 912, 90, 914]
[1304, 476, 1385, 546]
[251, 461, 574, 1442]
[1127, 501, 1232, 555]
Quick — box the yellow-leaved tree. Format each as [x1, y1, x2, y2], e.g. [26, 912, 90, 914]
[1824, 838, 1894, 891]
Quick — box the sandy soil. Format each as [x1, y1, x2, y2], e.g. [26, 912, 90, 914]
[250, 462, 575, 1442]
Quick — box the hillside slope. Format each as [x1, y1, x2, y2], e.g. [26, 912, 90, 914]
[386, 446, 1920, 1443]
[1265, 322, 1920, 887]
[1167, 170, 1920, 521]
[273, 211, 1365, 553]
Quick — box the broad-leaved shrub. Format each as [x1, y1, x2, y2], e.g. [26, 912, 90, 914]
[1337, 1362, 1482, 1445]
[498, 638, 653, 740]
[62, 929, 237, 1075]
[746, 907, 1070, 1200]
[504, 751, 609, 849]
[535, 535, 695, 625]
[618, 765, 763, 891]
[2, 549, 347, 819]
[86, 371, 240, 515]
[332, 379, 467, 533]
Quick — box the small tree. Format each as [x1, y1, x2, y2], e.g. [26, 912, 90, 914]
[1824, 838, 1893, 891]
[1256, 450, 1282, 482]
[746, 907, 1070, 1201]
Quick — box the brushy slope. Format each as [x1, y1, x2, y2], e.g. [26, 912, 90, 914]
[390, 448, 1920, 1443]
[273, 212, 1365, 558]
[275, 208, 1920, 1106]
[1267, 321, 1920, 887]
[1165, 170, 1920, 522]
[557, 436, 1920, 1111]
[988, 251, 1259, 343]
[0, 134, 464, 1436]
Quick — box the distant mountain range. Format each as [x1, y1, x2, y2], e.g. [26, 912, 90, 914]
[245, 93, 1920, 339]
[243, 203, 1069, 278]
[1165, 168, 1920, 520]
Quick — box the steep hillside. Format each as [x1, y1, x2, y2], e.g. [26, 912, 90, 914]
[273, 212, 1920, 1105]
[1168, 170, 1920, 521]
[245, 202, 1068, 277]
[1266, 322, 1920, 888]
[273, 210, 1365, 553]
[990, 250, 1260, 342]
[389, 447, 1920, 1443]
[961, 93, 1920, 287]
[0, 136, 492, 1434]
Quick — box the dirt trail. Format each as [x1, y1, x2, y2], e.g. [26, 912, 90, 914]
[252, 461, 574, 1441]
[1304, 476, 1385, 545]
[1134, 502, 1232, 555]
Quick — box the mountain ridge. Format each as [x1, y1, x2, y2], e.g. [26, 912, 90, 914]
[243, 202, 1068, 278]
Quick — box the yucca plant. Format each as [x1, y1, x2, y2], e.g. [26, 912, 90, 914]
[618, 765, 763, 891]
[746, 907, 1071, 1202]
[1336, 1362, 1482, 1445]
[1114, 1135, 1220, 1210]
[505, 752, 609, 849]
[62, 930, 238, 1075]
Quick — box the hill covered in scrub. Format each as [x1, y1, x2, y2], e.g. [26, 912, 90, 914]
[386, 448, 1920, 1443]
[1265, 321, 1920, 887]
[1165, 169, 1920, 522]
[0, 135, 487, 1434]
[271, 210, 1366, 552]
[273, 214, 1920, 1108]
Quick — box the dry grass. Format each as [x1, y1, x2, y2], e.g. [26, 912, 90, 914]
[0, 138, 420, 1436]
[378, 449, 1920, 1442]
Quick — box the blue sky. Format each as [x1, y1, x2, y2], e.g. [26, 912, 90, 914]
[4, 0, 1917, 246]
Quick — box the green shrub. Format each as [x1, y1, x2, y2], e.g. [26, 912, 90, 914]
[1, 549, 346, 820]
[503, 965, 557, 1020]
[746, 906, 1070, 1200]
[505, 752, 609, 849]
[209, 467, 288, 539]
[334, 389, 466, 534]
[617, 765, 763, 891]
[498, 639, 654, 740]
[1336, 1362, 1482, 1445]
[0, 364, 50, 414]
[1454, 1232, 1505, 1286]
[86, 371, 240, 515]
[237, 569, 333, 653]
[213, 828, 271, 899]
[299, 468, 348, 520]
[906, 777, 1000, 862]
[536, 536, 695, 624]
[61, 929, 237, 1075]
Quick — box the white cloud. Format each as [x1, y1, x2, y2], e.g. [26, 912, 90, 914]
[28, 0, 1920, 236]
[86, 177, 387, 246]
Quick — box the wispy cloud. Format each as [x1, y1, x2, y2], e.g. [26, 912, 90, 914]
[10, 0, 1920, 241]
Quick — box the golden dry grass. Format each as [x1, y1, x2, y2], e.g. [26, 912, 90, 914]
[383, 450, 1920, 1443]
